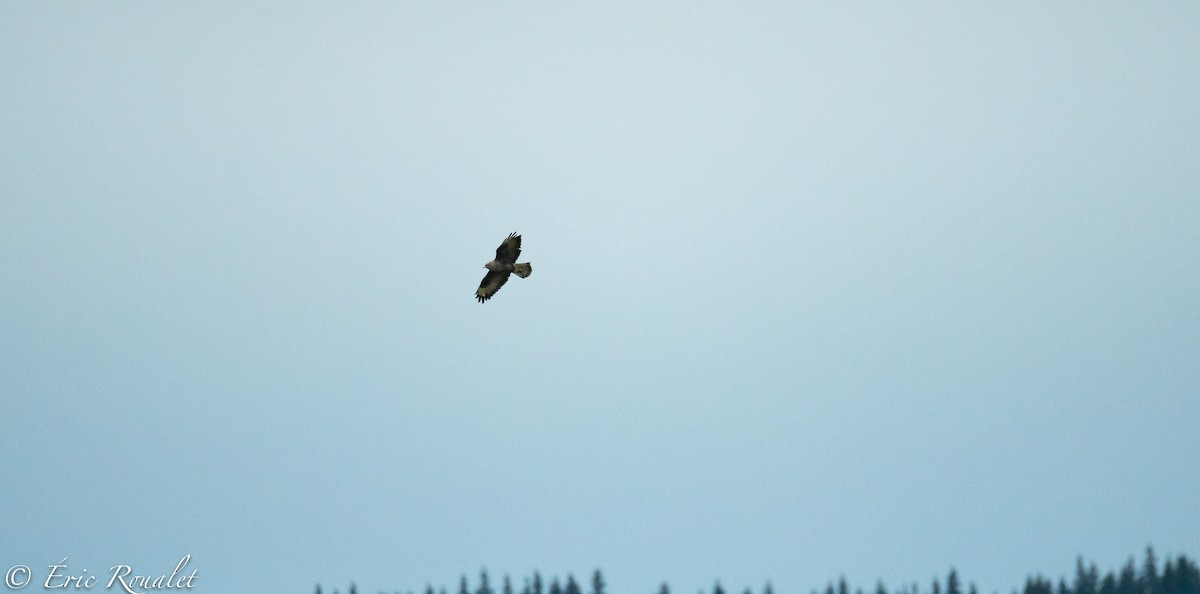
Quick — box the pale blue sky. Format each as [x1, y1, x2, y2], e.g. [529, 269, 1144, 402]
[2, 3, 1197, 594]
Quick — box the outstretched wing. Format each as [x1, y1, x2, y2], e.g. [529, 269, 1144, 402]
[494, 232, 522, 264]
[476, 270, 510, 303]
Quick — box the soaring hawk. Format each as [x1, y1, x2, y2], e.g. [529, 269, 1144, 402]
[476, 232, 532, 303]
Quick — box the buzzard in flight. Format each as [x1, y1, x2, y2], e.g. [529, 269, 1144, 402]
[476, 232, 532, 303]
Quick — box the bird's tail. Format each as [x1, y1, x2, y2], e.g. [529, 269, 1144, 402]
[513, 262, 532, 278]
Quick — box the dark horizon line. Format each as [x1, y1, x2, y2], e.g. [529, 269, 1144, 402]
[315, 546, 1199, 594]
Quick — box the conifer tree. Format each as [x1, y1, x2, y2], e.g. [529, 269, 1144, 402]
[1162, 559, 1178, 594]
[1120, 560, 1140, 594]
[1101, 573, 1117, 594]
[566, 575, 582, 594]
[1144, 547, 1161, 594]
[948, 569, 962, 594]
[1173, 555, 1199, 594]
[659, 582, 671, 594]
[1027, 575, 1054, 594]
[592, 570, 606, 594]
[478, 570, 494, 594]
[1076, 557, 1100, 594]
[1180, 558, 1195, 594]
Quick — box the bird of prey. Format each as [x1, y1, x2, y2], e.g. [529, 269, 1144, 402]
[476, 232, 532, 303]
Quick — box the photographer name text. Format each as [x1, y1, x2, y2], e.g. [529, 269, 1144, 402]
[4, 556, 197, 593]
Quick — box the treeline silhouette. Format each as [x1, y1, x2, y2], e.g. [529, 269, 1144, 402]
[316, 547, 1198, 594]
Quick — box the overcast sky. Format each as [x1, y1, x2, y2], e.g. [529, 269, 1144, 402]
[2, 3, 1197, 594]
